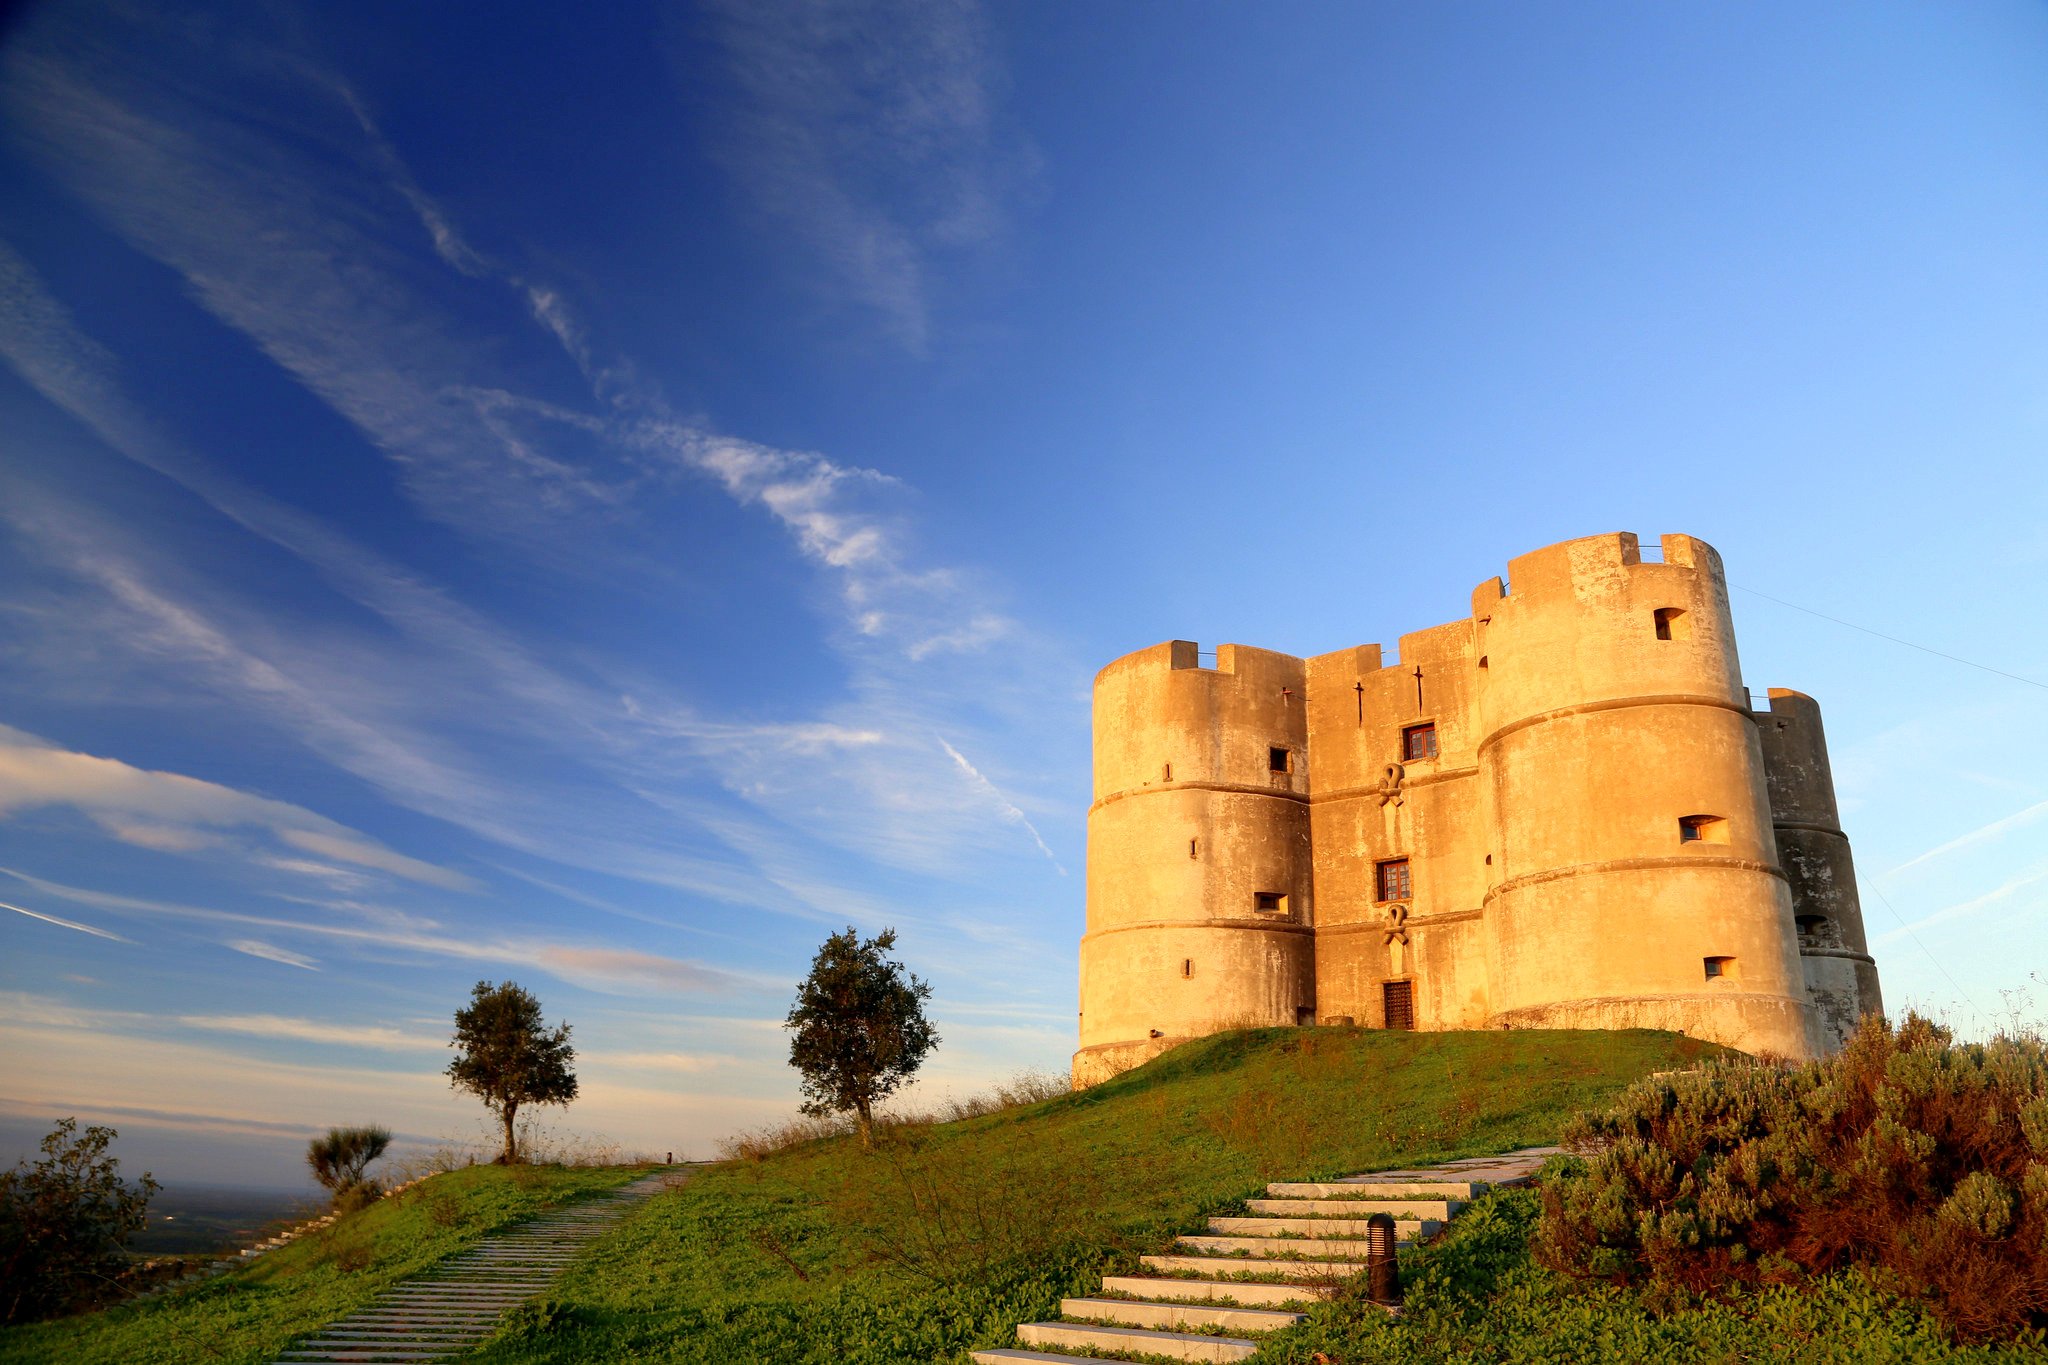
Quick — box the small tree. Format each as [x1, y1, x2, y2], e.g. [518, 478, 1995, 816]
[307, 1125, 391, 1208]
[786, 927, 939, 1149]
[447, 981, 578, 1164]
[0, 1118, 158, 1324]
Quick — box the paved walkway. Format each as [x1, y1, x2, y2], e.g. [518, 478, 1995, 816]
[272, 1169, 683, 1364]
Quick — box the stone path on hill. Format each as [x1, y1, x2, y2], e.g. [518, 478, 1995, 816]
[270, 1169, 684, 1364]
[970, 1147, 1559, 1365]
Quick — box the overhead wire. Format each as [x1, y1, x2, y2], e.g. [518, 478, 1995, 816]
[1735, 581, 2035, 1035]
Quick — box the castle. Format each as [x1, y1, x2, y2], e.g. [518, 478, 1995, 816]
[1074, 532, 1884, 1087]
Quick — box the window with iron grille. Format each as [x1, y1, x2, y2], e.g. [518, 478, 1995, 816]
[1402, 722, 1437, 761]
[1382, 980, 1415, 1031]
[1376, 858, 1411, 902]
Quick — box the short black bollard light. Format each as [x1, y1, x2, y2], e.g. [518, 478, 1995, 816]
[1366, 1212, 1402, 1308]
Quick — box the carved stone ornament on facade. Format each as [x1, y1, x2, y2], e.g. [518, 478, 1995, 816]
[1376, 762, 1406, 807]
[1384, 901, 1410, 946]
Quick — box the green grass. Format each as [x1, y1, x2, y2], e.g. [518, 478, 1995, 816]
[1259, 1184, 2048, 1364]
[31, 1024, 2009, 1363]
[458, 1025, 1716, 1363]
[0, 1163, 649, 1365]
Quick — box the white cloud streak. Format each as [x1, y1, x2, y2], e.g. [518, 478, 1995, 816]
[0, 722, 474, 891]
[225, 939, 319, 970]
[1, 899, 134, 943]
[937, 736, 1064, 873]
[178, 1012, 440, 1050]
[695, 0, 1021, 351]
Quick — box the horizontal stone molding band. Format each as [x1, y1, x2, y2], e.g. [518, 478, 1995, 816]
[1317, 908, 1482, 937]
[1081, 916, 1315, 942]
[1091, 780, 1308, 814]
[1482, 854, 1788, 906]
[1310, 766, 1481, 804]
[1489, 990, 1799, 1026]
[1798, 946, 1878, 964]
[1772, 820, 1849, 837]
[1476, 692, 1754, 757]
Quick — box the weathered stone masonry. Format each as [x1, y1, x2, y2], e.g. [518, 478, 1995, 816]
[1074, 532, 1884, 1088]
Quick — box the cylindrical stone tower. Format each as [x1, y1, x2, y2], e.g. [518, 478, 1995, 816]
[1475, 532, 1821, 1059]
[1074, 640, 1316, 1088]
[1755, 688, 1883, 1051]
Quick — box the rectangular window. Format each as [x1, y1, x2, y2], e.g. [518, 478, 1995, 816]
[1375, 858, 1412, 902]
[1679, 815, 1727, 844]
[1382, 980, 1415, 1031]
[1654, 607, 1690, 641]
[1268, 746, 1291, 773]
[1253, 891, 1288, 914]
[1704, 955, 1735, 981]
[1402, 722, 1438, 760]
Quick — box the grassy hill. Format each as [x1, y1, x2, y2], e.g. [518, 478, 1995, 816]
[464, 1025, 1713, 1363]
[14, 1025, 2030, 1362]
[0, 1163, 645, 1365]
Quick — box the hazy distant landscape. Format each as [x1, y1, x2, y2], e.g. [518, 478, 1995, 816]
[127, 1185, 320, 1257]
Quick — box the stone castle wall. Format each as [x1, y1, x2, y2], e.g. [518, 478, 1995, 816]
[1074, 531, 1884, 1089]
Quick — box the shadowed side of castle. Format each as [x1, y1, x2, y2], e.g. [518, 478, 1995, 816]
[1073, 531, 1884, 1088]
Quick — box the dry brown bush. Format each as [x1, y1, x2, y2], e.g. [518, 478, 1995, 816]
[1539, 1011, 2048, 1343]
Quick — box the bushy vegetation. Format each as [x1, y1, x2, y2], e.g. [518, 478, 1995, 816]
[306, 1125, 391, 1212]
[1259, 1183, 2043, 1364]
[0, 1120, 157, 1325]
[1538, 1013, 2048, 1343]
[456, 1026, 1708, 1363]
[0, 1163, 643, 1364]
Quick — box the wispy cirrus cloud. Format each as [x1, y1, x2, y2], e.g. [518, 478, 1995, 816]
[2, 898, 134, 943]
[0, 722, 474, 891]
[225, 939, 319, 970]
[1, 867, 757, 998]
[694, 0, 1026, 351]
[178, 1013, 441, 1050]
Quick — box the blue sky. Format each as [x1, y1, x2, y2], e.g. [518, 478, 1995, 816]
[2, 0, 2045, 1187]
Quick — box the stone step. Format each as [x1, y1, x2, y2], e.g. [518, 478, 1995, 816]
[1207, 1215, 1438, 1239]
[1245, 1197, 1460, 1219]
[1267, 1179, 1483, 1199]
[1141, 1253, 1368, 1281]
[1062, 1295, 1303, 1333]
[970, 1352, 1125, 1365]
[1100, 1275, 1326, 1308]
[1179, 1234, 1422, 1259]
[1017, 1321, 1257, 1363]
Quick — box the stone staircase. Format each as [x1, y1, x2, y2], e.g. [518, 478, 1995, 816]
[269, 1169, 683, 1364]
[970, 1148, 1555, 1364]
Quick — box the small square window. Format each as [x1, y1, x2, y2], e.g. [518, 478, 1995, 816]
[1375, 858, 1411, 902]
[1704, 955, 1734, 981]
[1679, 815, 1727, 844]
[1654, 607, 1691, 641]
[1402, 723, 1437, 761]
[1253, 891, 1288, 914]
[1268, 746, 1291, 773]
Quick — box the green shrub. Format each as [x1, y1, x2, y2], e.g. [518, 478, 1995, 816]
[1538, 1012, 2048, 1342]
[0, 1119, 157, 1324]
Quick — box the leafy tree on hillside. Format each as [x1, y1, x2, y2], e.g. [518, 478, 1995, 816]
[0, 1118, 159, 1324]
[786, 927, 939, 1149]
[307, 1125, 391, 1210]
[447, 981, 578, 1164]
